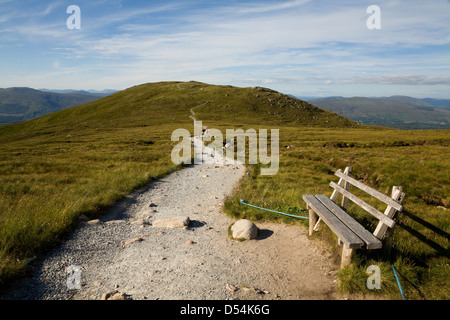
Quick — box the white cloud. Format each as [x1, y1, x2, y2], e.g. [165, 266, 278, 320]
[1, 0, 449, 97]
[40, 2, 62, 16]
[236, 0, 311, 14]
[342, 75, 450, 86]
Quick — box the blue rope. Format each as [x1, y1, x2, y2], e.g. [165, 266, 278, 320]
[241, 164, 405, 299]
[392, 264, 406, 300]
[240, 199, 309, 220]
[24, 254, 38, 266]
[239, 165, 309, 220]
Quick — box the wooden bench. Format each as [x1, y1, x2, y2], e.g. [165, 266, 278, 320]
[302, 167, 405, 268]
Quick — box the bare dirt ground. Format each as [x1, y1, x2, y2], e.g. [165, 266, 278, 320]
[2, 137, 361, 301]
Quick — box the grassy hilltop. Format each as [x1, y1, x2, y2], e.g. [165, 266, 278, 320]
[0, 81, 448, 299]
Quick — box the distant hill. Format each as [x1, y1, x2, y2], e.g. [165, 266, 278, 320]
[39, 88, 118, 97]
[421, 98, 450, 109]
[308, 95, 450, 129]
[0, 87, 111, 124]
[0, 82, 357, 131]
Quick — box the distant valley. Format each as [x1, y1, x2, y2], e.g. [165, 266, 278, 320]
[0, 87, 116, 124]
[307, 96, 450, 130]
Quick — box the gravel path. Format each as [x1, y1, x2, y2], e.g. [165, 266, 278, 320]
[2, 137, 339, 300]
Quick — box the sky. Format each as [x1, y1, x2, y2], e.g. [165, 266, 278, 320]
[0, 0, 449, 98]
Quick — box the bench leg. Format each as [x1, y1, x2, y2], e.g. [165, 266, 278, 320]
[341, 245, 354, 268]
[313, 218, 321, 231]
[308, 208, 318, 236]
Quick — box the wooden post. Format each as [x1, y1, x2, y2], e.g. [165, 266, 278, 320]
[341, 245, 354, 268]
[313, 217, 322, 231]
[383, 227, 395, 259]
[308, 207, 318, 236]
[341, 167, 352, 208]
[373, 186, 405, 239]
[330, 166, 352, 203]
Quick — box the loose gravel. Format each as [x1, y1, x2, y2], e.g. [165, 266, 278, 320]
[2, 138, 340, 300]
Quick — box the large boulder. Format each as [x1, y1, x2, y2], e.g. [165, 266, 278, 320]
[231, 219, 258, 240]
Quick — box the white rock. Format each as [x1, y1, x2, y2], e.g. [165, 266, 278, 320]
[231, 219, 258, 240]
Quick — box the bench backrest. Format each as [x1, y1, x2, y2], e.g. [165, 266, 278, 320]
[329, 167, 405, 239]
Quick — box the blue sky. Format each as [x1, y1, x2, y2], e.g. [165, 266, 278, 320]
[1, 0, 449, 98]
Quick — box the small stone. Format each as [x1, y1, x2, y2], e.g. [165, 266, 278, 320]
[226, 284, 239, 292]
[149, 202, 157, 207]
[185, 258, 203, 266]
[87, 219, 101, 225]
[185, 240, 195, 245]
[241, 287, 253, 294]
[152, 216, 190, 228]
[241, 287, 263, 295]
[109, 292, 129, 300]
[124, 237, 144, 248]
[147, 270, 158, 277]
[100, 290, 129, 300]
[132, 217, 151, 226]
[100, 291, 116, 300]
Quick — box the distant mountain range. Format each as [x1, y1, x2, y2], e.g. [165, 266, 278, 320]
[39, 88, 118, 96]
[307, 96, 450, 129]
[0, 87, 116, 124]
[2, 86, 449, 130]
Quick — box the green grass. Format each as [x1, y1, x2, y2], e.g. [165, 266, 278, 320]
[0, 81, 448, 300]
[0, 81, 199, 284]
[221, 125, 449, 300]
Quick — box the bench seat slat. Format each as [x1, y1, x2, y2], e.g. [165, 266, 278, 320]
[329, 182, 395, 228]
[302, 195, 364, 249]
[335, 170, 403, 211]
[315, 195, 383, 250]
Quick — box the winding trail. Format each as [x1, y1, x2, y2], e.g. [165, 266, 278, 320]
[2, 86, 344, 300]
[3, 138, 339, 301]
[189, 100, 209, 122]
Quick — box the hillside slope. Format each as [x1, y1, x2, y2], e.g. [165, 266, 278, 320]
[0, 81, 355, 285]
[0, 81, 357, 142]
[309, 96, 450, 129]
